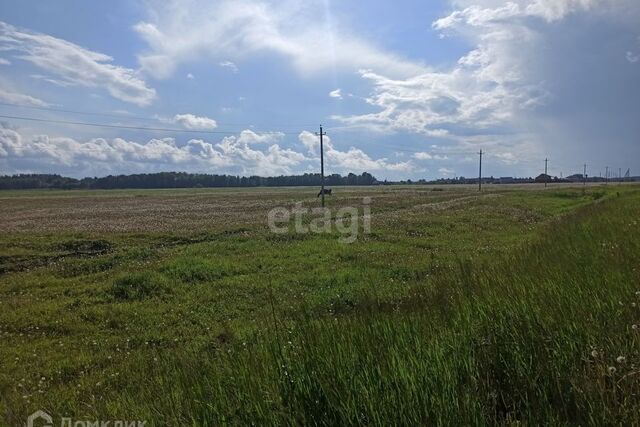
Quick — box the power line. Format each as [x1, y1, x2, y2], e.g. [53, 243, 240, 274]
[0, 101, 162, 122]
[0, 114, 303, 136]
[0, 101, 318, 129]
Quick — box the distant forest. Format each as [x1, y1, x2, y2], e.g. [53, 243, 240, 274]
[0, 172, 379, 190]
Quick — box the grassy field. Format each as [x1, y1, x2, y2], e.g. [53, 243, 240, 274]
[1, 184, 638, 425]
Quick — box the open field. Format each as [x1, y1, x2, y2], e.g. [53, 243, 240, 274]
[1, 184, 639, 425]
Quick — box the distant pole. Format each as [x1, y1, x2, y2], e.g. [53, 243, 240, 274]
[583, 164, 587, 187]
[619, 167, 622, 185]
[544, 158, 548, 188]
[315, 125, 327, 208]
[478, 149, 483, 192]
[605, 166, 609, 185]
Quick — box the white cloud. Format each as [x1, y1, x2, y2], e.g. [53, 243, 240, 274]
[0, 58, 10, 65]
[329, 89, 342, 99]
[186, 72, 195, 79]
[298, 131, 414, 173]
[438, 167, 454, 176]
[219, 61, 239, 73]
[0, 125, 305, 177]
[493, 152, 518, 165]
[134, 0, 425, 80]
[173, 114, 218, 130]
[0, 21, 156, 106]
[414, 152, 433, 160]
[2, 125, 413, 178]
[335, 66, 543, 136]
[0, 87, 49, 107]
[236, 129, 284, 144]
[30, 74, 73, 87]
[414, 152, 449, 161]
[433, 0, 603, 30]
[336, 0, 640, 175]
[626, 51, 639, 63]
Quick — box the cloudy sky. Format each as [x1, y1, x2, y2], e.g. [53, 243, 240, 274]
[0, 0, 638, 179]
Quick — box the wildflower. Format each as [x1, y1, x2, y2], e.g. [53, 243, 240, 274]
[608, 366, 617, 374]
[632, 324, 638, 330]
[591, 350, 599, 358]
[617, 356, 626, 364]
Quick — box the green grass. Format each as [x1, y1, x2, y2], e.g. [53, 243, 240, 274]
[1, 185, 638, 425]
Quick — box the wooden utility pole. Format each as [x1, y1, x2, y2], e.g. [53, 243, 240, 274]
[583, 164, 587, 187]
[619, 167, 622, 185]
[544, 158, 548, 188]
[315, 125, 327, 207]
[478, 149, 483, 192]
[605, 166, 609, 185]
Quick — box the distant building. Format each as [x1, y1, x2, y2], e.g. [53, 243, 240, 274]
[498, 177, 516, 184]
[566, 174, 584, 182]
[535, 173, 552, 183]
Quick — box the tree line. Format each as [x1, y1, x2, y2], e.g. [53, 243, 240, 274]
[0, 172, 378, 190]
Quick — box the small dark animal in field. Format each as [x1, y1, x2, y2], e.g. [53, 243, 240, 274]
[317, 188, 332, 197]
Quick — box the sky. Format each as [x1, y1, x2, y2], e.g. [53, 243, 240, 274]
[0, 0, 638, 180]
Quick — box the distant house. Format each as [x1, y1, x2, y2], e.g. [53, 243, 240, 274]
[566, 174, 584, 182]
[535, 173, 552, 183]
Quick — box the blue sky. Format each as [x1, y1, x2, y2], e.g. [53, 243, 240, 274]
[0, 0, 638, 180]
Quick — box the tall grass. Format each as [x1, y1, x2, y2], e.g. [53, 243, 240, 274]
[3, 190, 639, 425]
[69, 192, 640, 425]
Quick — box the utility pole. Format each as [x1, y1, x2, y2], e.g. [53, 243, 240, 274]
[619, 167, 622, 185]
[544, 158, 548, 188]
[478, 149, 483, 192]
[315, 125, 327, 208]
[605, 166, 609, 185]
[583, 164, 587, 187]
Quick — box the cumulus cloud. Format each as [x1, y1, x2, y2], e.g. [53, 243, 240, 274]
[235, 129, 285, 144]
[134, 0, 424, 79]
[0, 125, 305, 177]
[432, 0, 603, 31]
[298, 131, 414, 173]
[0, 21, 156, 106]
[414, 152, 449, 161]
[329, 89, 342, 99]
[0, 58, 10, 65]
[1, 122, 414, 177]
[337, 0, 640, 174]
[173, 113, 218, 130]
[0, 87, 50, 107]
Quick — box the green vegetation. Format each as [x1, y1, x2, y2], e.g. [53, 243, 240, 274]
[1, 185, 638, 425]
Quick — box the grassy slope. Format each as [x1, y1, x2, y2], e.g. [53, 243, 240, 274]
[132, 190, 640, 425]
[1, 186, 638, 425]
